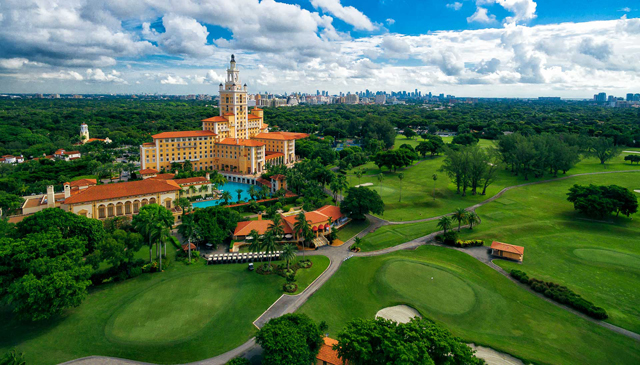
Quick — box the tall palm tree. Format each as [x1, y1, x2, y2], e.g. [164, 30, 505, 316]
[330, 174, 348, 202]
[294, 211, 311, 261]
[249, 185, 258, 201]
[268, 214, 285, 240]
[247, 229, 262, 253]
[432, 174, 438, 201]
[236, 188, 244, 202]
[467, 211, 480, 230]
[178, 214, 199, 263]
[261, 232, 278, 270]
[175, 197, 191, 218]
[156, 226, 178, 271]
[437, 216, 453, 235]
[398, 173, 404, 202]
[453, 208, 467, 232]
[221, 191, 232, 205]
[377, 173, 384, 194]
[282, 243, 297, 271]
[260, 185, 270, 199]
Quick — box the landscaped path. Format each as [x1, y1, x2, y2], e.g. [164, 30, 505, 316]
[65, 170, 640, 365]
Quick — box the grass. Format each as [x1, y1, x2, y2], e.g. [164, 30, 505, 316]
[344, 137, 640, 222]
[459, 172, 640, 333]
[290, 255, 330, 294]
[359, 221, 439, 252]
[336, 218, 370, 242]
[298, 246, 640, 365]
[0, 255, 329, 364]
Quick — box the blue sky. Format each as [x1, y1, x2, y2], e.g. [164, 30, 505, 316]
[0, 0, 639, 97]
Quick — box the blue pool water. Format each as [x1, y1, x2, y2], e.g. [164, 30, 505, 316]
[192, 182, 257, 208]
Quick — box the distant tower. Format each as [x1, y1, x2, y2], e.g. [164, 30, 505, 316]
[80, 123, 90, 143]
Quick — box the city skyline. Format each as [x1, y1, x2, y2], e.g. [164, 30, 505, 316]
[0, 1, 639, 97]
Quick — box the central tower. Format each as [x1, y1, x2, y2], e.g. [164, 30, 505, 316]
[219, 54, 249, 139]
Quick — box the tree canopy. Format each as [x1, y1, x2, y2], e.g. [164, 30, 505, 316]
[255, 313, 324, 365]
[341, 187, 385, 220]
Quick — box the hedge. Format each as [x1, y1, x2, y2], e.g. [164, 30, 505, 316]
[435, 234, 484, 248]
[510, 270, 608, 320]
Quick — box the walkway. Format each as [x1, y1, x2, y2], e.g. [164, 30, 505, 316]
[65, 169, 640, 365]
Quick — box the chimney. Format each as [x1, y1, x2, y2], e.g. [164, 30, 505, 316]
[46, 185, 55, 208]
[64, 184, 71, 199]
[257, 213, 262, 221]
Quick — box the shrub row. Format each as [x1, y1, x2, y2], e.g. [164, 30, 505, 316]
[510, 270, 608, 320]
[90, 259, 146, 286]
[450, 239, 484, 248]
[435, 233, 484, 248]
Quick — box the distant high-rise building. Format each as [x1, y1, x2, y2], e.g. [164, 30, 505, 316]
[594, 92, 607, 102]
[345, 93, 359, 104]
[608, 95, 615, 102]
[375, 94, 386, 105]
[627, 93, 635, 102]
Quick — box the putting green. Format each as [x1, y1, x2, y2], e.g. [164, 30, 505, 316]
[107, 271, 238, 343]
[573, 249, 640, 269]
[381, 261, 476, 315]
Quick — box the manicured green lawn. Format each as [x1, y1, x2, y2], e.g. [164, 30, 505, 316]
[336, 218, 370, 242]
[460, 172, 640, 333]
[291, 255, 330, 294]
[0, 256, 329, 364]
[298, 246, 640, 365]
[360, 221, 439, 252]
[344, 140, 640, 222]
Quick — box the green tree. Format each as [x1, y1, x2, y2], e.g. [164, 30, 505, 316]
[225, 358, 250, 365]
[341, 187, 385, 220]
[294, 211, 312, 261]
[0, 349, 26, 365]
[377, 173, 384, 194]
[175, 197, 191, 218]
[437, 216, 453, 235]
[398, 173, 404, 202]
[589, 137, 621, 164]
[282, 243, 297, 271]
[453, 208, 467, 232]
[0, 231, 92, 321]
[404, 128, 417, 139]
[336, 317, 483, 365]
[432, 173, 438, 200]
[262, 231, 278, 270]
[132, 204, 174, 264]
[330, 173, 349, 202]
[268, 214, 285, 240]
[0, 191, 24, 216]
[178, 214, 200, 263]
[255, 313, 323, 365]
[221, 191, 232, 205]
[467, 211, 480, 230]
[236, 189, 244, 202]
[248, 185, 258, 201]
[247, 229, 262, 253]
[355, 170, 363, 186]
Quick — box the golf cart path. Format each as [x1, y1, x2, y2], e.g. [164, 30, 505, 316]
[64, 170, 640, 365]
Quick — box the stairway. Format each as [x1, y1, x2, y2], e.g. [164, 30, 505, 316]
[312, 235, 329, 248]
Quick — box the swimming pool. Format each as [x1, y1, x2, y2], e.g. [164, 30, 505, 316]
[192, 182, 258, 208]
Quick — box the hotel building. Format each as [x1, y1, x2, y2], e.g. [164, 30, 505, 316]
[140, 55, 308, 175]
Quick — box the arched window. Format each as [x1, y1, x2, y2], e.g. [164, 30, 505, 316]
[107, 204, 115, 217]
[125, 201, 132, 214]
[98, 205, 106, 219]
[116, 203, 123, 216]
[149, 197, 157, 205]
[133, 200, 140, 213]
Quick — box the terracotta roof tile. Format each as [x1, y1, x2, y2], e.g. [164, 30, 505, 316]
[64, 179, 180, 204]
[317, 337, 343, 365]
[233, 220, 292, 236]
[219, 138, 265, 147]
[248, 114, 262, 120]
[201, 116, 228, 122]
[491, 241, 525, 255]
[265, 152, 284, 160]
[139, 168, 158, 175]
[64, 178, 97, 188]
[315, 205, 343, 221]
[252, 132, 297, 141]
[174, 176, 209, 185]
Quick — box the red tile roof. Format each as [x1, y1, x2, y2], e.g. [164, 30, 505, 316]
[265, 152, 284, 160]
[223, 112, 235, 116]
[253, 132, 297, 141]
[219, 138, 265, 147]
[268, 131, 310, 140]
[491, 241, 525, 255]
[316, 205, 344, 221]
[248, 114, 262, 120]
[174, 176, 209, 185]
[64, 179, 181, 204]
[139, 168, 159, 175]
[150, 173, 176, 180]
[64, 178, 97, 188]
[142, 142, 155, 147]
[317, 337, 343, 365]
[201, 116, 228, 122]
[152, 130, 217, 139]
[233, 219, 292, 237]
[253, 108, 263, 111]
[271, 174, 285, 180]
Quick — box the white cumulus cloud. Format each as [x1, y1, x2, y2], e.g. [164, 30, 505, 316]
[447, 2, 463, 11]
[310, 0, 377, 31]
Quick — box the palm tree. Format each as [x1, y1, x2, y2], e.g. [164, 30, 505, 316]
[175, 197, 191, 218]
[437, 216, 453, 235]
[355, 170, 363, 186]
[247, 229, 262, 252]
[294, 211, 311, 261]
[453, 208, 467, 232]
[260, 185, 270, 199]
[221, 191, 232, 205]
[377, 173, 384, 194]
[236, 188, 244, 202]
[467, 211, 480, 230]
[178, 214, 199, 263]
[332, 174, 348, 202]
[156, 226, 178, 271]
[282, 243, 297, 271]
[432, 174, 438, 201]
[209, 172, 227, 190]
[398, 173, 404, 202]
[262, 232, 278, 270]
[268, 214, 285, 240]
[249, 185, 257, 201]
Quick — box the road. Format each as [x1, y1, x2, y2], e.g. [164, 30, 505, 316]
[63, 169, 640, 365]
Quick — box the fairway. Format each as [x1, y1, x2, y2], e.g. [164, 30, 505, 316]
[0, 256, 329, 364]
[461, 172, 640, 333]
[345, 137, 640, 222]
[360, 220, 439, 252]
[298, 246, 640, 365]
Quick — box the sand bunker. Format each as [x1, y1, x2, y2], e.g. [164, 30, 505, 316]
[468, 344, 525, 365]
[375, 305, 421, 323]
[375, 306, 525, 365]
[634, 190, 640, 194]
